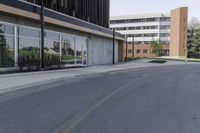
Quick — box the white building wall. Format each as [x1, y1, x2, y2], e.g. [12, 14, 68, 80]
[110, 13, 171, 43]
[87, 36, 118, 66]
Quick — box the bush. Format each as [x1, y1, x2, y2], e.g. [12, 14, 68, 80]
[44, 53, 62, 67]
[149, 59, 167, 64]
[18, 48, 40, 70]
[18, 48, 65, 71]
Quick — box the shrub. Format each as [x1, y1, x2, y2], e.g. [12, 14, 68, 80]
[149, 59, 167, 64]
[18, 48, 40, 70]
[44, 53, 62, 68]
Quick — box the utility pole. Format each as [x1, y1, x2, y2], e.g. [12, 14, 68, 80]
[113, 28, 115, 64]
[40, 0, 45, 70]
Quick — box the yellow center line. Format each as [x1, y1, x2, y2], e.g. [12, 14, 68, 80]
[59, 77, 145, 133]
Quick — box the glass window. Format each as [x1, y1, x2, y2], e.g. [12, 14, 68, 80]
[146, 18, 156, 22]
[160, 33, 170, 37]
[115, 20, 127, 24]
[44, 31, 60, 66]
[128, 19, 142, 23]
[143, 49, 148, 53]
[75, 37, 87, 65]
[110, 20, 115, 24]
[0, 23, 14, 35]
[18, 37, 40, 68]
[44, 42, 60, 66]
[18, 26, 40, 38]
[160, 41, 170, 44]
[61, 34, 75, 64]
[44, 31, 59, 41]
[160, 25, 170, 29]
[160, 17, 170, 22]
[0, 35, 14, 67]
[128, 50, 132, 53]
[136, 49, 141, 54]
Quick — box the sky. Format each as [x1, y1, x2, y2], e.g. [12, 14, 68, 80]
[110, 0, 200, 20]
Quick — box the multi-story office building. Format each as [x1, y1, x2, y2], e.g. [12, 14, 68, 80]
[24, 0, 110, 28]
[0, 0, 124, 70]
[110, 7, 188, 58]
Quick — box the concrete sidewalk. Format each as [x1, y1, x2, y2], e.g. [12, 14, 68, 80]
[0, 60, 199, 94]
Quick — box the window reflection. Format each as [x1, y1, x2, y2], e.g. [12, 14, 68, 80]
[19, 26, 40, 38]
[19, 37, 40, 68]
[0, 23, 14, 68]
[0, 22, 88, 69]
[61, 34, 75, 64]
[18, 26, 40, 68]
[0, 35, 14, 67]
[76, 37, 87, 65]
[44, 31, 60, 66]
[44, 31, 59, 40]
[0, 24, 14, 35]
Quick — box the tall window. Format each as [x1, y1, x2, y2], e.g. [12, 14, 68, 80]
[18, 26, 40, 68]
[61, 34, 75, 64]
[0, 23, 14, 67]
[136, 49, 141, 54]
[75, 36, 87, 65]
[44, 31, 60, 66]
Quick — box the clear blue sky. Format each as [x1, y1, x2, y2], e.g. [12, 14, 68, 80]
[110, 0, 200, 19]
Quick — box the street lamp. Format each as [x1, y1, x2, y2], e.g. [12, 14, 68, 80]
[40, 0, 45, 70]
[113, 28, 115, 64]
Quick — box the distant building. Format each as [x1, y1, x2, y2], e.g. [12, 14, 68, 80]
[110, 7, 188, 59]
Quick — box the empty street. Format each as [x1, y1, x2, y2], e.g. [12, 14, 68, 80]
[0, 64, 200, 133]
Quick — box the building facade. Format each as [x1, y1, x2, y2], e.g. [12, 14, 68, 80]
[24, 0, 110, 28]
[110, 7, 188, 59]
[0, 0, 124, 71]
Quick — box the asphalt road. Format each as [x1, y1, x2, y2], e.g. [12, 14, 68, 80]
[0, 64, 200, 133]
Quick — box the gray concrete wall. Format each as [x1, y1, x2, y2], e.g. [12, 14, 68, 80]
[87, 35, 118, 66]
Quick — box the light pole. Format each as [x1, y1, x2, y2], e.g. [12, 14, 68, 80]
[113, 28, 115, 64]
[40, 0, 45, 70]
[125, 35, 128, 60]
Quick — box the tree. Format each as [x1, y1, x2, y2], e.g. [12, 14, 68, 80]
[191, 29, 200, 55]
[151, 40, 163, 59]
[187, 17, 200, 58]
